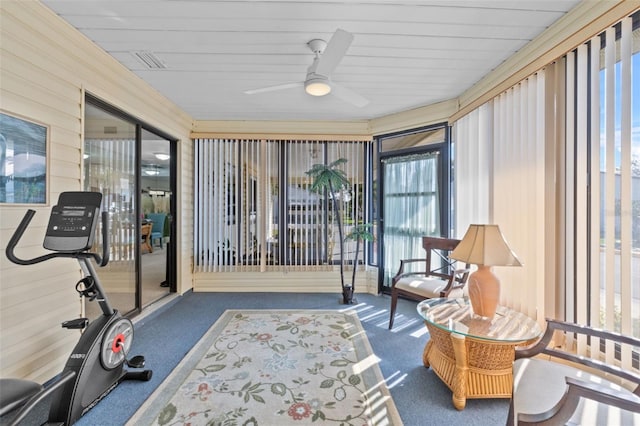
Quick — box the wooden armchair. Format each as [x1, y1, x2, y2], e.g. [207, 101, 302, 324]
[140, 223, 152, 253]
[388, 236, 470, 329]
[508, 319, 640, 425]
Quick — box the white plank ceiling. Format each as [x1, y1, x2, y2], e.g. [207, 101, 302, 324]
[41, 0, 581, 121]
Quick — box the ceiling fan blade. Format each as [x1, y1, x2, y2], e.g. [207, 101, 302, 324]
[331, 82, 369, 108]
[244, 82, 303, 95]
[315, 29, 353, 77]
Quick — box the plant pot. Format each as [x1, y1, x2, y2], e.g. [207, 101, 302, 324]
[341, 286, 356, 304]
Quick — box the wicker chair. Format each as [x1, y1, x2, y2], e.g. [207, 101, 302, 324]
[388, 236, 470, 329]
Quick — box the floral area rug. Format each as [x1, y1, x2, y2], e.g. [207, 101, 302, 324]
[128, 309, 402, 426]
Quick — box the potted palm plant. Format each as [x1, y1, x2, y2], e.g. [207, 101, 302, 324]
[306, 158, 374, 304]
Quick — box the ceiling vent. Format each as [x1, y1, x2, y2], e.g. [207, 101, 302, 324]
[132, 51, 167, 69]
[104, 126, 117, 134]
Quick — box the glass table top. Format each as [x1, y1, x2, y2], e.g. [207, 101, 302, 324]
[417, 298, 542, 342]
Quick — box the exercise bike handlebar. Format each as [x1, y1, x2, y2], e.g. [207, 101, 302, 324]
[6, 210, 110, 267]
[98, 211, 109, 266]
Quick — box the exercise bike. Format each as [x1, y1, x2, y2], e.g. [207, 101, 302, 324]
[0, 191, 152, 425]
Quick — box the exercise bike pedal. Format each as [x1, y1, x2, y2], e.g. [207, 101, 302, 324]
[123, 370, 153, 381]
[126, 355, 146, 369]
[61, 318, 88, 329]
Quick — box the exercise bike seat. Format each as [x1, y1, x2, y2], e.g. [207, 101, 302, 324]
[0, 379, 42, 416]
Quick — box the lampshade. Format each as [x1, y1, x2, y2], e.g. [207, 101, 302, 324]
[449, 224, 522, 267]
[450, 224, 521, 318]
[305, 77, 331, 96]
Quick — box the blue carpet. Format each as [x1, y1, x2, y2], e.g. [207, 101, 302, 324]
[75, 292, 509, 425]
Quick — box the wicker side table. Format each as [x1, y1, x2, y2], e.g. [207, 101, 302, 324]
[417, 298, 541, 410]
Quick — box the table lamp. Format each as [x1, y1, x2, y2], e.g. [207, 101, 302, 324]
[449, 224, 522, 318]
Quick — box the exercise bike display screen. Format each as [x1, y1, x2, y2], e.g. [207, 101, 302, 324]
[60, 209, 86, 217]
[44, 192, 103, 252]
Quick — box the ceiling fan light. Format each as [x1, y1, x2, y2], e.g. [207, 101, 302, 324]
[305, 78, 331, 96]
[154, 152, 170, 160]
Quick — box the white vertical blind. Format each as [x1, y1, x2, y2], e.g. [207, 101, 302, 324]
[604, 17, 634, 366]
[194, 138, 238, 272]
[85, 138, 136, 262]
[575, 44, 589, 354]
[576, 44, 589, 334]
[194, 138, 369, 272]
[619, 17, 633, 346]
[286, 140, 322, 268]
[454, 72, 546, 320]
[564, 14, 638, 369]
[604, 26, 617, 348]
[565, 50, 577, 323]
[589, 34, 602, 354]
[492, 71, 546, 319]
[454, 102, 493, 233]
[452, 12, 639, 374]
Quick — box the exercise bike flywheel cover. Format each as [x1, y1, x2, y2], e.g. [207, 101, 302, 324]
[100, 318, 134, 370]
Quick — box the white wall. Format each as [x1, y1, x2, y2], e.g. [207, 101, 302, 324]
[0, 1, 192, 382]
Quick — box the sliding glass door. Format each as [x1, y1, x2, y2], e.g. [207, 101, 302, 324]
[83, 95, 176, 317]
[84, 101, 137, 317]
[377, 125, 450, 291]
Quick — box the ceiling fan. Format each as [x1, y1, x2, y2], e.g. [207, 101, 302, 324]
[244, 29, 369, 108]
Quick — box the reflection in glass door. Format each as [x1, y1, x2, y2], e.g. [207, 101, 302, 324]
[83, 101, 137, 317]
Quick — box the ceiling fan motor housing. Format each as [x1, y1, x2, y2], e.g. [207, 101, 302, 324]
[307, 39, 327, 55]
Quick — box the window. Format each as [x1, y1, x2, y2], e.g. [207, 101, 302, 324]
[591, 15, 639, 336]
[559, 11, 639, 372]
[193, 138, 371, 271]
[452, 10, 639, 374]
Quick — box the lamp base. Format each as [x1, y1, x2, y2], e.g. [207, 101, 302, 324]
[467, 265, 500, 319]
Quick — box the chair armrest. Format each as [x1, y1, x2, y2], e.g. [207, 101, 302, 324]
[517, 376, 640, 425]
[452, 267, 470, 283]
[392, 259, 426, 282]
[398, 258, 426, 267]
[436, 268, 468, 297]
[514, 322, 555, 359]
[516, 319, 640, 388]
